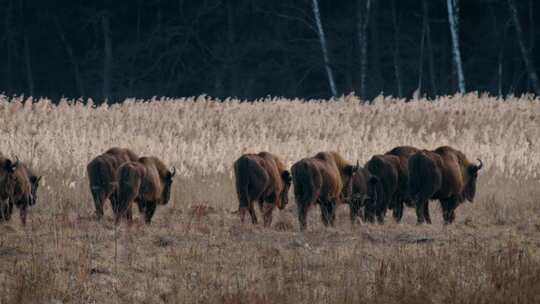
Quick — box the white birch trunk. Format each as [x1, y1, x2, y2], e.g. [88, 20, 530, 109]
[357, 0, 371, 98]
[312, 0, 337, 97]
[447, 0, 465, 93]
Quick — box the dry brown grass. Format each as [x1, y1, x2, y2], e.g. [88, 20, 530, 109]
[0, 93, 540, 303]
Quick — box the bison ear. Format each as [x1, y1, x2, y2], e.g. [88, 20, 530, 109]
[344, 165, 355, 176]
[3, 159, 17, 173]
[31, 176, 42, 185]
[369, 176, 378, 185]
[282, 171, 292, 183]
[168, 167, 176, 179]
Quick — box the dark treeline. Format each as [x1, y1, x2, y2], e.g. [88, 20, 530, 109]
[1, 0, 539, 102]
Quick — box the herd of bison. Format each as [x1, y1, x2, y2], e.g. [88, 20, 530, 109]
[0, 145, 483, 230]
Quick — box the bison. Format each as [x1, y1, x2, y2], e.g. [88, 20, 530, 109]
[291, 151, 358, 230]
[233, 152, 291, 227]
[385, 145, 421, 222]
[408, 146, 483, 224]
[348, 165, 379, 224]
[364, 154, 402, 223]
[115, 156, 176, 225]
[0, 155, 41, 225]
[87, 147, 139, 219]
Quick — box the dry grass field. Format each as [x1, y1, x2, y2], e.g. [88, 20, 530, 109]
[0, 93, 540, 303]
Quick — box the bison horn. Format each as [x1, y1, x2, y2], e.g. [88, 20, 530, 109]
[11, 156, 20, 172]
[476, 158, 483, 170]
[170, 167, 176, 177]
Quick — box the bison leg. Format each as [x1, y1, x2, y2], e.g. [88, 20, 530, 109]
[440, 197, 457, 224]
[248, 201, 258, 225]
[262, 202, 275, 227]
[320, 200, 336, 227]
[144, 201, 157, 224]
[424, 201, 432, 224]
[18, 204, 27, 226]
[349, 200, 360, 224]
[415, 199, 428, 224]
[375, 205, 386, 224]
[363, 201, 376, 223]
[392, 200, 404, 223]
[90, 188, 106, 220]
[298, 203, 308, 231]
[0, 199, 12, 222]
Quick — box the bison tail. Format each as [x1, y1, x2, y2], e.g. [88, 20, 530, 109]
[233, 157, 251, 210]
[117, 166, 141, 214]
[291, 161, 318, 208]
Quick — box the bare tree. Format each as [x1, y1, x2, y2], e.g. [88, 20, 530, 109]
[391, 0, 402, 98]
[101, 13, 113, 101]
[54, 17, 84, 97]
[447, 0, 465, 93]
[4, 0, 13, 92]
[357, 0, 371, 98]
[312, 0, 337, 97]
[508, 0, 540, 94]
[423, 0, 437, 95]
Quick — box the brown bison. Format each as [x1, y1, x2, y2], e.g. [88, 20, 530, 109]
[364, 154, 402, 223]
[385, 145, 420, 222]
[233, 152, 291, 227]
[408, 146, 483, 224]
[0, 155, 41, 225]
[348, 165, 379, 224]
[87, 147, 139, 219]
[291, 151, 358, 230]
[115, 156, 176, 225]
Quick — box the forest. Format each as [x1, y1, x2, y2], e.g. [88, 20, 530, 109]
[1, 0, 539, 102]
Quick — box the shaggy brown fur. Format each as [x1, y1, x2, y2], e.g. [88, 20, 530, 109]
[233, 152, 291, 227]
[291, 151, 358, 230]
[408, 146, 483, 224]
[0, 155, 41, 225]
[115, 156, 175, 225]
[365, 154, 401, 223]
[348, 166, 379, 224]
[385, 145, 421, 222]
[86, 147, 139, 219]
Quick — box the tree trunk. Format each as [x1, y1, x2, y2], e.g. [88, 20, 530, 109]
[391, 0, 402, 98]
[508, 0, 540, 94]
[55, 17, 84, 97]
[446, 0, 466, 94]
[227, 2, 238, 97]
[23, 35, 34, 97]
[369, 1, 382, 93]
[357, 0, 371, 99]
[423, 0, 437, 96]
[4, 0, 13, 93]
[312, 0, 337, 97]
[128, 0, 142, 96]
[417, 8, 426, 94]
[101, 13, 113, 102]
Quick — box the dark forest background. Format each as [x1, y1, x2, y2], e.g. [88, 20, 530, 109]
[1, 0, 539, 102]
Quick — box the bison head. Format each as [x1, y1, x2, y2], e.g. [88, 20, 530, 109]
[0, 158, 19, 200]
[463, 159, 483, 202]
[29, 175, 42, 206]
[342, 160, 360, 203]
[278, 170, 292, 210]
[161, 167, 176, 205]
